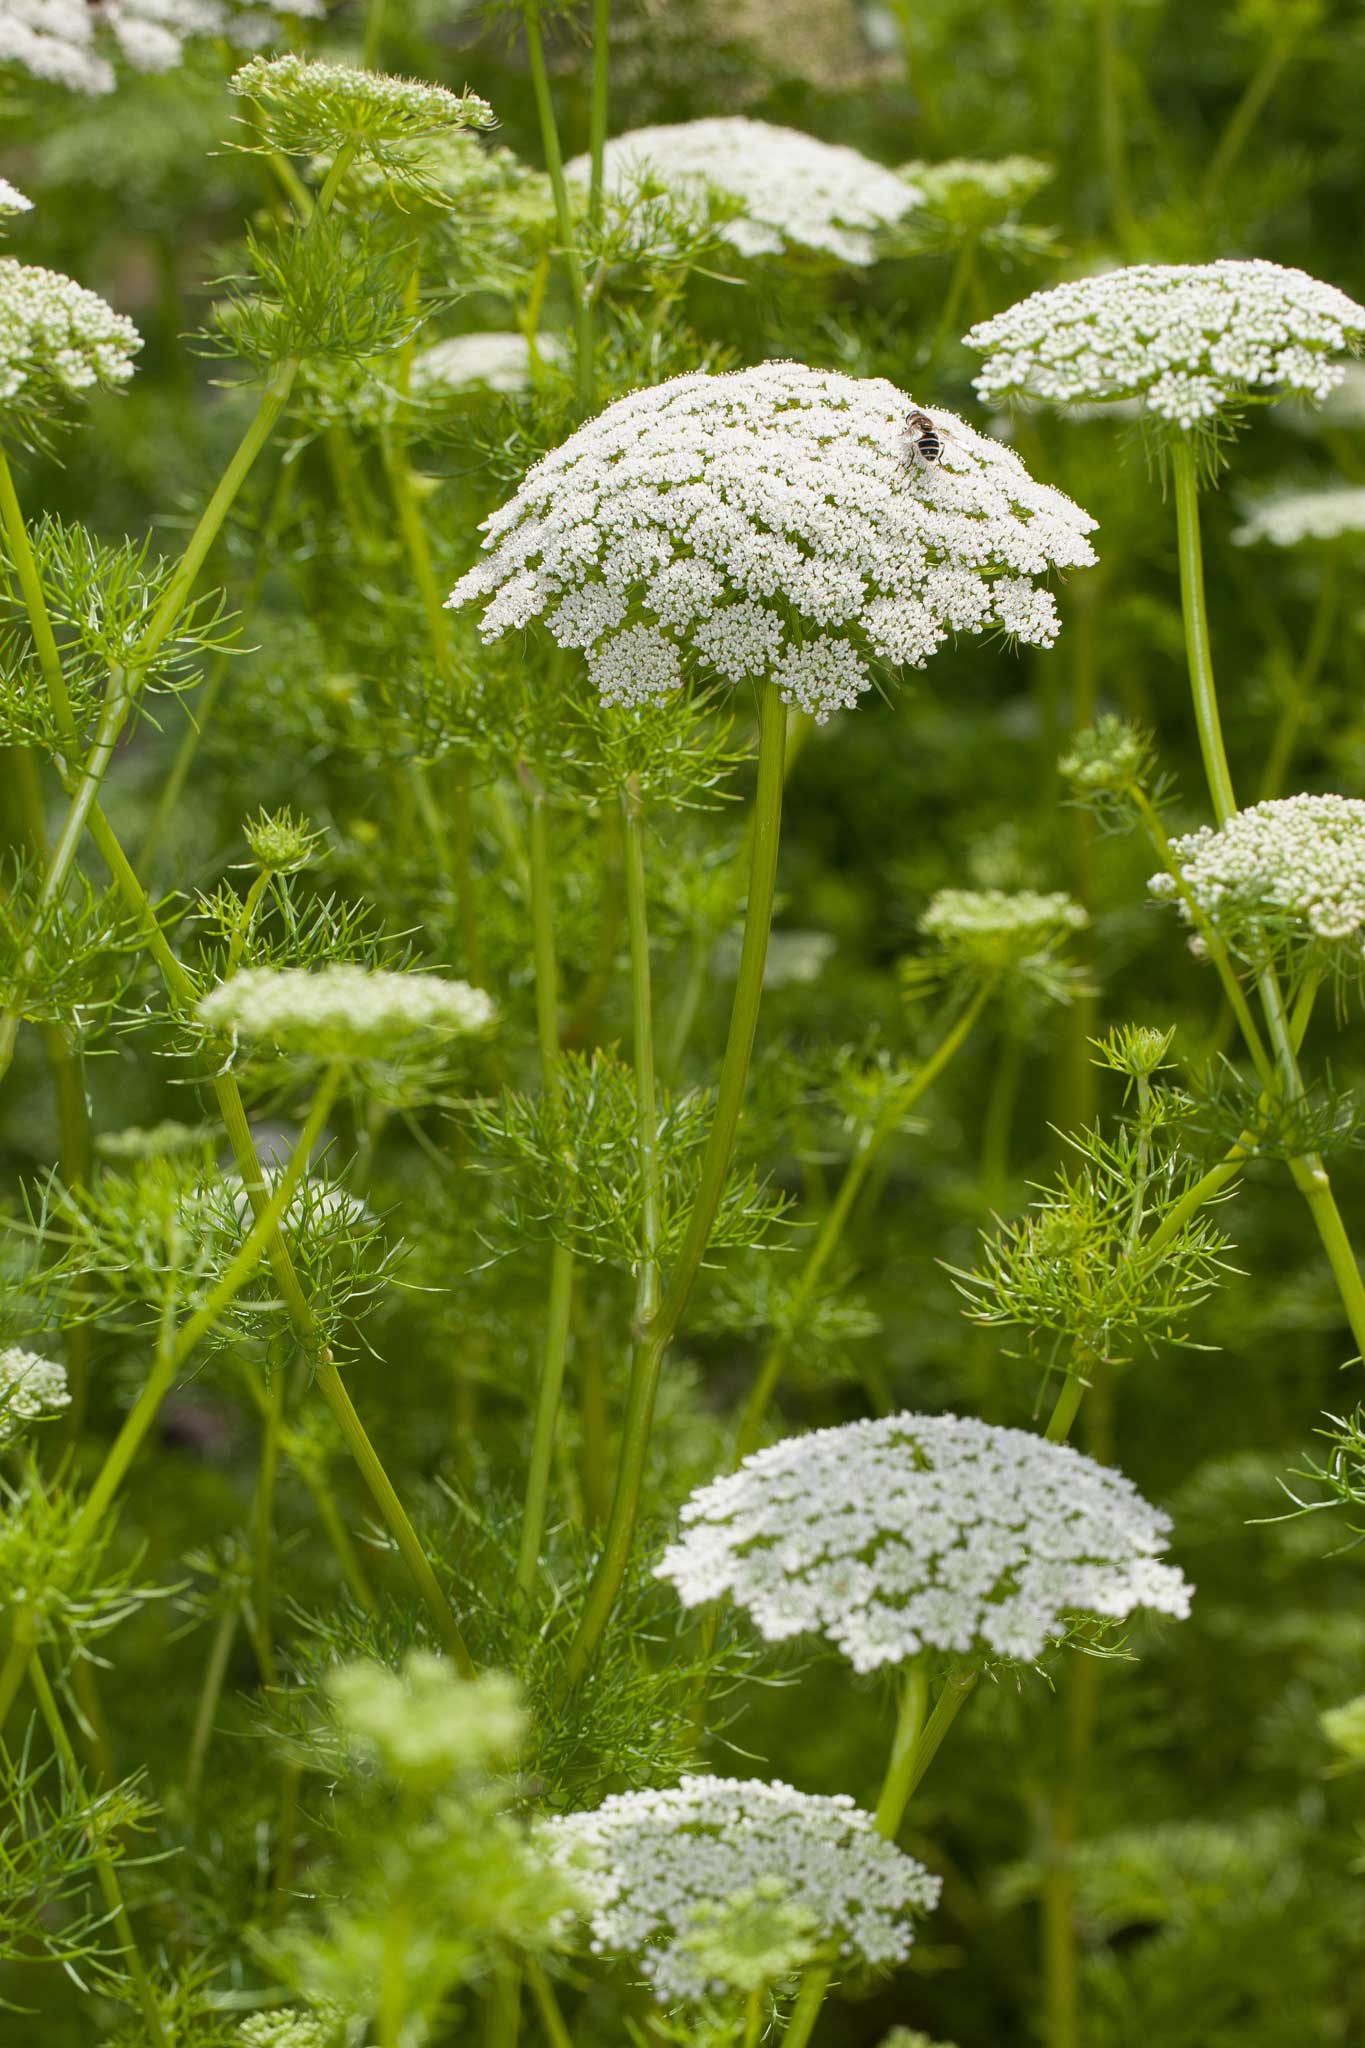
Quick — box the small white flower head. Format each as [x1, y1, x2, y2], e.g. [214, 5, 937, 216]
[901, 154, 1052, 228]
[230, 53, 495, 163]
[657, 1411, 1191, 1672]
[1232, 485, 1365, 549]
[0, 0, 326, 97]
[0, 1347, 70, 1440]
[919, 887, 1088, 975]
[411, 331, 565, 398]
[0, 179, 33, 219]
[1151, 795, 1365, 972]
[197, 964, 496, 1061]
[967, 262, 1365, 429]
[448, 361, 1097, 724]
[237, 2007, 347, 2048]
[0, 258, 141, 428]
[545, 1775, 941, 2004]
[565, 117, 920, 266]
[218, 1170, 372, 1240]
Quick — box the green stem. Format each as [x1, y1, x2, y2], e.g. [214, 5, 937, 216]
[1200, 28, 1301, 207]
[1096, 0, 1136, 252]
[525, 1959, 574, 2048]
[185, 1604, 238, 1815]
[29, 1650, 169, 2047]
[1042, 1797, 1080, 2048]
[873, 1664, 930, 1838]
[622, 778, 663, 1329]
[251, 1364, 285, 1686]
[363, 0, 388, 66]
[735, 979, 994, 1460]
[521, 0, 594, 406]
[1171, 439, 1237, 825]
[1044, 1370, 1088, 1444]
[0, 444, 77, 744]
[516, 774, 576, 1595]
[315, 1356, 475, 1675]
[565, 687, 787, 1684]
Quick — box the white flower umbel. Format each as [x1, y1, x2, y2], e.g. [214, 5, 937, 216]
[967, 262, 1365, 428]
[1151, 795, 1365, 966]
[230, 53, 495, 161]
[657, 1411, 1191, 1671]
[0, 258, 141, 422]
[920, 888, 1088, 971]
[1232, 485, 1365, 549]
[546, 1776, 941, 2004]
[0, 0, 325, 96]
[237, 2008, 346, 2048]
[0, 1346, 70, 1440]
[565, 117, 919, 266]
[218, 1170, 373, 1238]
[197, 964, 496, 1059]
[0, 180, 33, 218]
[448, 361, 1097, 723]
[901, 154, 1052, 224]
[411, 331, 564, 397]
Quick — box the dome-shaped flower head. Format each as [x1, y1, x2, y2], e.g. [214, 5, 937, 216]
[196, 963, 496, 1061]
[0, 258, 141, 432]
[0, 0, 325, 96]
[447, 362, 1098, 724]
[656, 1411, 1191, 1671]
[1232, 484, 1365, 549]
[1150, 795, 1365, 975]
[237, 2007, 347, 2048]
[230, 53, 495, 166]
[967, 262, 1365, 430]
[0, 179, 33, 220]
[919, 887, 1088, 978]
[0, 1346, 70, 1441]
[565, 118, 920, 266]
[545, 1776, 941, 2005]
[901, 154, 1052, 231]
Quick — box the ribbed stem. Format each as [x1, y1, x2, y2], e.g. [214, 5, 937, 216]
[565, 685, 787, 1683]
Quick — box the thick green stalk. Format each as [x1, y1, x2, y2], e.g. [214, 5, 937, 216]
[0, 444, 78, 743]
[622, 778, 663, 1330]
[525, 1958, 574, 2048]
[565, 685, 788, 1683]
[1171, 440, 1237, 826]
[251, 1365, 285, 1685]
[873, 1664, 930, 1838]
[521, 0, 594, 406]
[784, 1664, 976, 2045]
[735, 979, 995, 1460]
[1170, 446, 1365, 1365]
[1096, 0, 1136, 252]
[29, 1650, 169, 2047]
[516, 776, 576, 1595]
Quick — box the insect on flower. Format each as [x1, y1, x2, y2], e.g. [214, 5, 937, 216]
[904, 408, 948, 465]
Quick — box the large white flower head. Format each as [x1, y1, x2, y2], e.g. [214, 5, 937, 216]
[0, 1347, 70, 1440]
[1150, 795, 1365, 973]
[967, 262, 1365, 429]
[565, 117, 920, 266]
[919, 888, 1088, 976]
[1232, 485, 1365, 549]
[0, 180, 33, 220]
[0, 258, 141, 427]
[448, 362, 1097, 724]
[230, 53, 495, 162]
[197, 964, 496, 1060]
[546, 1776, 940, 2005]
[0, 0, 324, 96]
[657, 1411, 1191, 1672]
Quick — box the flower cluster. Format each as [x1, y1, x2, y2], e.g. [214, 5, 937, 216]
[411, 331, 564, 397]
[0, 180, 33, 219]
[229, 53, 495, 161]
[967, 261, 1365, 427]
[565, 117, 919, 266]
[546, 1776, 940, 2004]
[901, 154, 1052, 225]
[1232, 485, 1365, 548]
[197, 964, 496, 1060]
[218, 1170, 372, 1239]
[920, 888, 1088, 973]
[1151, 795, 1365, 963]
[0, 0, 324, 96]
[237, 2009, 346, 2048]
[0, 1347, 70, 1440]
[0, 258, 141, 423]
[448, 362, 1097, 723]
[656, 1411, 1191, 1671]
